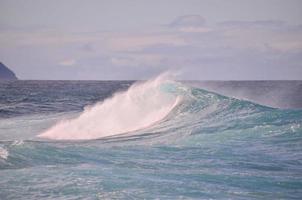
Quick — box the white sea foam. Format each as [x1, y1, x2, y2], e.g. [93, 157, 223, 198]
[38, 74, 181, 140]
[0, 147, 8, 160]
[12, 140, 24, 146]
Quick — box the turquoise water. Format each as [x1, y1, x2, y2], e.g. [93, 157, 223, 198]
[0, 80, 302, 199]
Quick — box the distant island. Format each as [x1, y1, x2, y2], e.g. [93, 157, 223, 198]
[0, 62, 18, 80]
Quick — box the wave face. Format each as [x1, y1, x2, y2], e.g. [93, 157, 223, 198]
[38, 75, 180, 140]
[38, 75, 302, 144]
[1, 78, 302, 199]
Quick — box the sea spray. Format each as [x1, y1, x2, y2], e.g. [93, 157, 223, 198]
[1, 79, 302, 199]
[38, 74, 181, 140]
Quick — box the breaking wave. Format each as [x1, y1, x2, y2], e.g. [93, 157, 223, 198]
[37, 73, 302, 142]
[38, 74, 181, 140]
[1, 76, 302, 199]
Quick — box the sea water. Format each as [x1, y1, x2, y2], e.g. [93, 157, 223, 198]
[0, 77, 302, 199]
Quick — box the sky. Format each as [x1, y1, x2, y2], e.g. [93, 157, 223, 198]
[0, 0, 302, 80]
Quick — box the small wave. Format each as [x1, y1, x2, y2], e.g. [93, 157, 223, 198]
[38, 74, 181, 140]
[12, 140, 24, 146]
[0, 147, 8, 160]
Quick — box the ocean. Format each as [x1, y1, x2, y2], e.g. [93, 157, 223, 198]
[0, 77, 302, 199]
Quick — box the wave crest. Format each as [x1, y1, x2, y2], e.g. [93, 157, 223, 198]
[38, 74, 181, 140]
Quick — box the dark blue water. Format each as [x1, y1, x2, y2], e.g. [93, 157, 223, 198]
[0, 80, 133, 118]
[0, 80, 302, 199]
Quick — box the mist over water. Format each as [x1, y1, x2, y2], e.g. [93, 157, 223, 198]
[187, 81, 302, 109]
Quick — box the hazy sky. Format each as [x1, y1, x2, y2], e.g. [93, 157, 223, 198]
[1, 0, 302, 80]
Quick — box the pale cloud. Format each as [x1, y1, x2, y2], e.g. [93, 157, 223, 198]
[111, 54, 163, 67]
[178, 27, 212, 33]
[106, 34, 187, 52]
[169, 15, 212, 33]
[59, 59, 76, 66]
[220, 22, 302, 52]
[0, 28, 107, 48]
[1, 15, 302, 80]
[269, 41, 302, 52]
[218, 20, 286, 29]
[169, 15, 206, 28]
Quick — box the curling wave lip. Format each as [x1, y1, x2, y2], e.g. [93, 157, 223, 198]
[38, 74, 181, 140]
